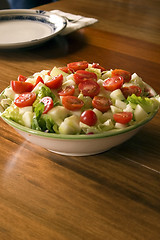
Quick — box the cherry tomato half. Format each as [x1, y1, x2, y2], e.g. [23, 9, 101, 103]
[18, 75, 27, 82]
[62, 96, 84, 111]
[78, 80, 100, 98]
[35, 76, 44, 86]
[45, 74, 63, 89]
[59, 67, 74, 74]
[92, 96, 111, 113]
[67, 61, 88, 71]
[112, 69, 131, 83]
[74, 70, 97, 85]
[80, 110, 97, 126]
[103, 76, 124, 91]
[92, 63, 106, 72]
[40, 97, 54, 114]
[14, 92, 36, 108]
[58, 85, 75, 96]
[121, 85, 142, 98]
[11, 81, 34, 94]
[47, 70, 51, 76]
[113, 112, 133, 124]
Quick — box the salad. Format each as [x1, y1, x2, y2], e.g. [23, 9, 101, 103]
[0, 61, 159, 135]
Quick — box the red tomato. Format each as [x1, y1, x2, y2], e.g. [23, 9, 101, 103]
[74, 70, 97, 85]
[62, 96, 84, 111]
[14, 92, 36, 108]
[80, 110, 97, 126]
[121, 85, 142, 98]
[18, 75, 27, 82]
[92, 63, 106, 72]
[112, 69, 131, 83]
[40, 97, 53, 114]
[47, 70, 51, 76]
[58, 85, 75, 96]
[113, 112, 133, 124]
[67, 61, 88, 71]
[45, 74, 63, 89]
[103, 76, 124, 91]
[92, 96, 111, 112]
[11, 81, 34, 94]
[59, 67, 74, 74]
[35, 76, 44, 86]
[78, 80, 100, 98]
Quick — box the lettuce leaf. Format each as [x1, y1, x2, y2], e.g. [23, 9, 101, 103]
[85, 67, 102, 80]
[127, 94, 159, 113]
[31, 102, 59, 133]
[1, 104, 24, 125]
[33, 85, 59, 108]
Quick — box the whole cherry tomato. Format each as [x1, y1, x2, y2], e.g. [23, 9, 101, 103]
[80, 110, 97, 126]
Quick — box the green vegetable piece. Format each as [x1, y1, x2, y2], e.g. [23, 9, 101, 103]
[85, 67, 102, 80]
[34, 102, 45, 120]
[2, 104, 23, 125]
[33, 85, 59, 108]
[31, 101, 59, 133]
[127, 94, 159, 113]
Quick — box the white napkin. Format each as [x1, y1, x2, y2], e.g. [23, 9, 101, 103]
[51, 10, 98, 35]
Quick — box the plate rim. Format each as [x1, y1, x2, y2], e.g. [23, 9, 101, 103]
[0, 9, 67, 49]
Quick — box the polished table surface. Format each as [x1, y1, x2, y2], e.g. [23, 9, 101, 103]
[0, 0, 160, 239]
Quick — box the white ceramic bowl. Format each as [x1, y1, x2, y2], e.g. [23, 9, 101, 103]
[0, 110, 158, 156]
[0, 83, 159, 156]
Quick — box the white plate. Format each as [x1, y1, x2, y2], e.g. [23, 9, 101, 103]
[0, 9, 67, 49]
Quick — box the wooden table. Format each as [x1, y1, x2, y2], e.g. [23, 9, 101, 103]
[0, 0, 160, 239]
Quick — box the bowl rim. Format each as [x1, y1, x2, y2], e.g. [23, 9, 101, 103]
[0, 82, 159, 140]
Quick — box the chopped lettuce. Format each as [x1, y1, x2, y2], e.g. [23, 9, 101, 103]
[1, 104, 24, 125]
[80, 119, 114, 134]
[127, 94, 159, 113]
[33, 85, 59, 108]
[80, 122, 100, 134]
[130, 73, 145, 91]
[85, 67, 102, 79]
[78, 93, 92, 111]
[98, 119, 114, 131]
[0, 98, 12, 110]
[31, 101, 59, 133]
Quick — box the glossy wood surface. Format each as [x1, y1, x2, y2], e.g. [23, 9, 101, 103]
[0, 0, 160, 239]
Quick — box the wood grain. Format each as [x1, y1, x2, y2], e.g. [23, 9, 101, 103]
[0, 0, 160, 239]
